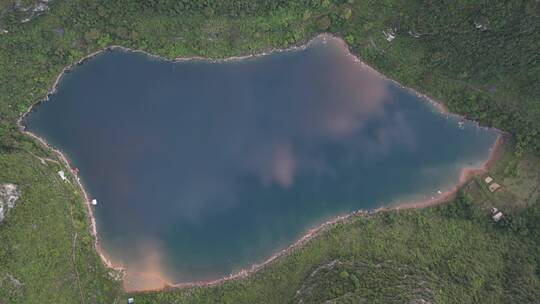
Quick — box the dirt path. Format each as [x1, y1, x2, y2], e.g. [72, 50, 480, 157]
[70, 205, 86, 304]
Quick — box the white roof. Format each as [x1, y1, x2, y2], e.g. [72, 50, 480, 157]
[492, 212, 503, 222]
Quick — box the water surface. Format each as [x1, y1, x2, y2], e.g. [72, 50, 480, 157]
[26, 36, 497, 288]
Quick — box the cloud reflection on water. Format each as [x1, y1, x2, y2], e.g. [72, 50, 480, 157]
[26, 35, 496, 287]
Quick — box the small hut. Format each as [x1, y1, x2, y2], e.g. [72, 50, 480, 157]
[492, 211, 503, 222]
[491, 207, 503, 222]
[489, 183, 501, 192]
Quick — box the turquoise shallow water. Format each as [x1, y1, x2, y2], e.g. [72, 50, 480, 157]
[26, 37, 497, 287]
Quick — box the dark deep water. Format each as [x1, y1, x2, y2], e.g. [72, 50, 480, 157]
[26, 36, 497, 288]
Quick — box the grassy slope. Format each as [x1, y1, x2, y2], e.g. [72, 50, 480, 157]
[0, 141, 121, 303]
[0, 0, 539, 303]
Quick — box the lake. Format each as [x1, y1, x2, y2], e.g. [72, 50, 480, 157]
[25, 36, 498, 290]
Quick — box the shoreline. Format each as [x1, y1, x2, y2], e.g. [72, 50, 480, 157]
[16, 120, 125, 277]
[392, 134, 503, 210]
[17, 33, 503, 293]
[127, 134, 504, 292]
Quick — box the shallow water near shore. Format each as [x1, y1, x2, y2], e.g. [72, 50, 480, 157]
[25, 36, 497, 289]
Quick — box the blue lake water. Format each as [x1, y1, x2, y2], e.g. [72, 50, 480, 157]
[26, 36, 497, 289]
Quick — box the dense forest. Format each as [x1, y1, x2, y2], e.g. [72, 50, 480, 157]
[0, 0, 539, 303]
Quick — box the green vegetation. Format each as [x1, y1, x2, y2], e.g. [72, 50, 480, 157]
[0, 141, 122, 303]
[0, 0, 538, 303]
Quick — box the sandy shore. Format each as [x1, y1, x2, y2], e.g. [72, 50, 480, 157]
[17, 33, 504, 293]
[392, 134, 503, 210]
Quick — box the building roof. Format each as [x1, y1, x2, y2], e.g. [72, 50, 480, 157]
[492, 212, 503, 222]
[489, 183, 501, 192]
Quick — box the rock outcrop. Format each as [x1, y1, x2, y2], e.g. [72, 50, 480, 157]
[0, 184, 20, 223]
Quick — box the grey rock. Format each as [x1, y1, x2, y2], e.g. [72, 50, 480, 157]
[0, 184, 20, 223]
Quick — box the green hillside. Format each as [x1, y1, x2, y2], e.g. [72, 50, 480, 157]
[0, 1, 538, 303]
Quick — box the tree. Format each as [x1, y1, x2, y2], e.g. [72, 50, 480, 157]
[341, 6, 352, 20]
[317, 16, 331, 30]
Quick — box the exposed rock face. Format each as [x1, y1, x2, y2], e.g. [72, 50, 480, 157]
[0, 184, 20, 223]
[12, 0, 52, 23]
